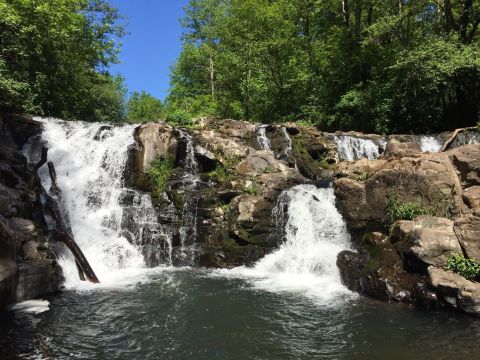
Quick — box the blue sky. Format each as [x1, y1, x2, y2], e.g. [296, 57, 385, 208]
[108, 0, 189, 101]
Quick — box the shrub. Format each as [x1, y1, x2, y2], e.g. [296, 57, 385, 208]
[356, 172, 369, 181]
[147, 158, 174, 193]
[446, 254, 480, 281]
[384, 194, 433, 229]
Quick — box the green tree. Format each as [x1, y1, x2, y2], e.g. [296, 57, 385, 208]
[0, 0, 126, 122]
[126, 91, 164, 122]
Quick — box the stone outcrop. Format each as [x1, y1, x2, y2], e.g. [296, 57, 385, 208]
[334, 149, 469, 233]
[0, 114, 61, 310]
[335, 142, 480, 315]
[428, 267, 480, 314]
[384, 139, 422, 157]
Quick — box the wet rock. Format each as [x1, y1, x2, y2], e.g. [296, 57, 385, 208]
[384, 139, 422, 157]
[22, 241, 40, 261]
[93, 125, 113, 141]
[195, 145, 219, 172]
[463, 186, 480, 209]
[448, 144, 480, 187]
[428, 267, 480, 314]
[454, 213, 480, 261]
[0, 215, 18, 309]
[391, 216, 462, 272]
[15, 261, 59, 301]
[9, 217, 37, 241]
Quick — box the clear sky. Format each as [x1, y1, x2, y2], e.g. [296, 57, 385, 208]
[108, 0, 189, 101]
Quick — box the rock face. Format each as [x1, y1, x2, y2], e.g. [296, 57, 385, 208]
[130, 119, 314, 268]
[391, 216, 463, 272]
[384, 139, 422, 157]
[0, 114, 61, 310]
[335, 142, 480, 315]
[428, 267, 480, 314]
[334, 150, 467, 233]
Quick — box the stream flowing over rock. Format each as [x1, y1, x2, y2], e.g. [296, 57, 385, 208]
[2, 113, 480, 317]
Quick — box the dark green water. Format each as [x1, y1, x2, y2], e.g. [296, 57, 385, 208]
[1, 268, 480, 360]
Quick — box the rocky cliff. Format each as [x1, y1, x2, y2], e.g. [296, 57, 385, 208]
[334, 140, 480, 314]
[0, 114, 61, 310]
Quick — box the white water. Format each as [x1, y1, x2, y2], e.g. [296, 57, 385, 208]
[218, 185, 353, 304]
[177, 130, 200, 264]
[28, 118, 160, 289]
[8, 300, 50, 314]
[420, 136, 442, 153]
[333, 135, 383, 161]
[256, 125, 271, 151]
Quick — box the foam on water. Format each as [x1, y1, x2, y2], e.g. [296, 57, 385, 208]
[215, 185, 354, 304]
[8, 300, 50, 314]
[420, 136, 442, 153]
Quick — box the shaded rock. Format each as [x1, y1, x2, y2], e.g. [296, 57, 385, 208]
[454, 213, 480, 261]
[22, 241, 40, 261]
[1, 114, 43, 148]
[463, 186, 480, 209]
[0, 215, 17, 309]
[391, 216, 462, 272]
[15, 261, 59, 301]
[448, 144, 480, 187]
[195, 145, 219, 172]
[384, 139, 422, 157]
[93, 125, 113, 141]
[9, 217, 37, 241]
[428, 267, 480, 314]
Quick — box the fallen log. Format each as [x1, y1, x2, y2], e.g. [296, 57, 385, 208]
[442, 126, 477, 152]
[33, 152, 99, 283]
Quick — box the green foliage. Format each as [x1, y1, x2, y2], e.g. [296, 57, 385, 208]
[446, 254, 480, 281]
[384, 195, 434, 229]
[147, 158, 174, 193]
[0, 0, 126, 122]
[169, 0, 480, 133]
[126, 91, 164, 122]
[244, 185, 258, 195]
[206, 165, 233, 183]
[165, 109, 193, 127]
[356, 172, 369, 182]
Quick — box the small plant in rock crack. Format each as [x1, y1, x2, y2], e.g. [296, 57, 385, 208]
[384, 194, 434, 230]
[446, 253, 480, 281]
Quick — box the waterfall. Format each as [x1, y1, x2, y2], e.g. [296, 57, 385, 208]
[220, 184, 353, 303]
[256, 125, 271, 151]
[25, 118, 168, 289]
[420, 136, 442, 153]
[333, 135, 383, 161]
[177, 130, 201, 264]
[281, 127, 293, 157]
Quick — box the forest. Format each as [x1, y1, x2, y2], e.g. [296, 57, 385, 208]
[1, 0, 480, 133]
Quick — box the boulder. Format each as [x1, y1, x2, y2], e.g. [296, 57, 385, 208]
[335, 151, 466, 233]
[132, 122, 177, 173]
[454, 213, 480, 261]
[22, 241, 41, 261]
[0, 216, 18, 309]
[15, 261, 59, 301]
[463, 186, 480, 209]
[391, 216, 463, 272]
[195, 145, 219, 172]
[384, 139, 422, 157]
[448, 144, 480, 187]
[428, 267, 480, 314]
[9, 217, 37, 241]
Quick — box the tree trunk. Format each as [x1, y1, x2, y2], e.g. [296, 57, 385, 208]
[209, 55, 215, 101]
[442, 126, 477, 151]
[342, 0, 350, 28]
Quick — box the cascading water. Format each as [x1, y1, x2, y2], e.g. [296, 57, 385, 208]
[333, 135, 383, 161]
[24, 118, 168, 289]
[419, 136, 442, 153]
[221, 184, 353, 304]
[256, 125, 272, 151]
[177, 130, 201, 265]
